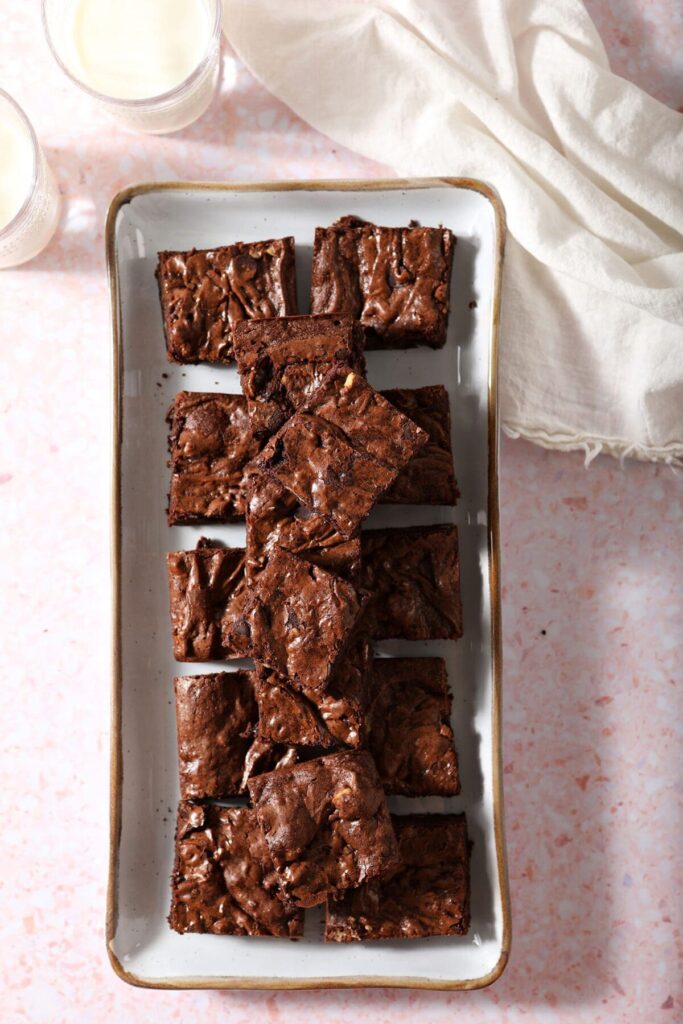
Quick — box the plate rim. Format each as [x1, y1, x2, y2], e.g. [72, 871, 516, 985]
[104, 176, 510, 991]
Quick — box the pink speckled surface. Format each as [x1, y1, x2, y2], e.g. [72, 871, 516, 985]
[1, 2, 682, 1022]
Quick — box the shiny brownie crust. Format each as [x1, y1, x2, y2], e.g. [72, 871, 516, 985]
[169, 802, 304, 937]
[325, 814, 470, 941]
[247, 750, 400, 908]
[310, 215, 454, 349]
[156, 237, 298, 364]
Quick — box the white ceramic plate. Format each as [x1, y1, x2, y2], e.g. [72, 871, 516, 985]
[106, 178, 509, 990]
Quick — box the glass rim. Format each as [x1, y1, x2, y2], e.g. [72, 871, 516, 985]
[0, 89, 40, 241]
[41, 0, 222, 109]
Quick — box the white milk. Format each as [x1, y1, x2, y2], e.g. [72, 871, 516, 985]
[0, 95, 34, 230]
[70, 0, 213, 100]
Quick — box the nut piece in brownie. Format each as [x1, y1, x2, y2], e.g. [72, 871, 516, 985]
[169, 802, 304, 937]
[361, 525, 463, 640]
[174, 672, 296, 799]
[247, 750, 400, 908]
[255, 638, 371, 751]
[380, 386, 458, 505]
[325, 814, 470, 941]
[369, 658, 459, 796]
[233, 314, 366, 440]
[167, 392, 261, 525]
[167, 540, 246, 661]
[310, 215, 454, 349]
[227, 547, 368, 694]
[248, 365, 428, 538]
[156, 237, 297, 364]
[246, 472, 361, 583]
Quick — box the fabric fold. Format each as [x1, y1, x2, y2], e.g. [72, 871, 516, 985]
[223, 0, 683, 463]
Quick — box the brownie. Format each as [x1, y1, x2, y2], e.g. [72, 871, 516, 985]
[174, 672, 296, 799]
[310, 216, 454, 349]
[245, 472, 361, 583]
[169, 802, 304, 937]
[233, 314, 366, 439]
[255, 638, 371, 751]
[227, 547, 369, 694]
[361, 525, 463, 640]
[247, 750, 401, 908]
[248, 365, 428, 538]
[325, 814, 470, 941]
[167, 541, 246, 661]
[368, 658, 459, 796]
[156, 237, 298, 364]
[166, 392, 261, 525]
[380, 386, 458, 505]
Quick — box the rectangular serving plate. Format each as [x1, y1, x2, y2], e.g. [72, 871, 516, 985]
[106, 177, 509, 990]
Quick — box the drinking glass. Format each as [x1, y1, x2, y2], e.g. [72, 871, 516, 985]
[0, 90, 61, 270]
[42, 0, 222, 134]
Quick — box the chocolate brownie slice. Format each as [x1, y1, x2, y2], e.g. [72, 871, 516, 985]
[380, 386, 458, 505]
[169, 802, 304, 937]
[325, 814, 470, 941]
[233, 314, 366, 439]
[167, 540, 246, 661]
[255, 638, 371, 751]
[310, 216, 454, 349]
[167, 392, 261, 525]
[248, 365, 428, 538]
[361, 525, 463, 640]
[245, 472, 361, 583]
[369, 658, 459, 796]
[156, 237, 297, 364]
[174, 671, 296, 799]
[227, 547, 368, 694]
[248, 750, 400, 908]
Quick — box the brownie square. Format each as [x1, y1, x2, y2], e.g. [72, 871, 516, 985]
[361, 525, 463, 640]
[380, 386, 458, 505]
[248, 365, 428, 538]
[174, 671, 296, 799]
[310, 216, 454, 349]
[167, 541, 246, 661]
[169, 802, 304, 937]
[255, 638, 371, 751]
[156, 237, 298, 364]
[247, 750, 400, 908]
[229, 547, 368, 694]
[246, 472, 361, 583]
[325, 814, 471, 941]
[233, 314, 366, 439]
[369, 658, 459, 796]
[167, 392, 261, 525]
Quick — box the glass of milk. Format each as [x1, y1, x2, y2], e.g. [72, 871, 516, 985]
[42, 0, 222, 134]
[0, 91, 61, 270]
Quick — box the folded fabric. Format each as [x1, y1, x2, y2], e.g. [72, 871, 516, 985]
[223, 0, 683, 465]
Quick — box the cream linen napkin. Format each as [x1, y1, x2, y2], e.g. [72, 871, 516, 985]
[223, 0, 683, 465]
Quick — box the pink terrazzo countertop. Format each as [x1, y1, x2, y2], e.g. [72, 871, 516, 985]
[1, 2, 681, 1022]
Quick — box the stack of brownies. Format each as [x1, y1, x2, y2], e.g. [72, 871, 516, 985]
[158, 215, 471, 942]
